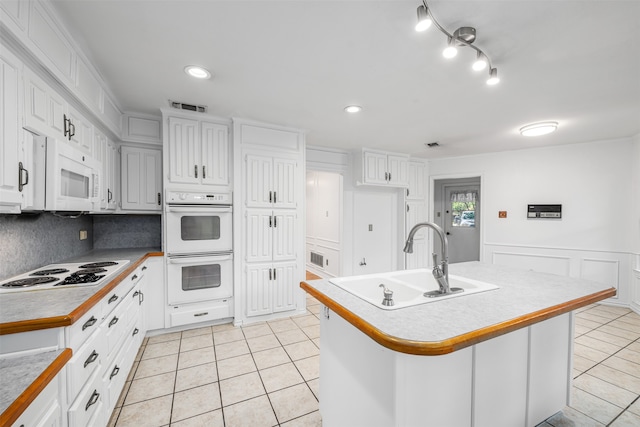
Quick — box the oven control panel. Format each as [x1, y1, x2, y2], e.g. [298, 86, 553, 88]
[166, 191, 232, 205]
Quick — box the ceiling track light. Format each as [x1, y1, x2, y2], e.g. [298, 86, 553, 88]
[414, 0, 499, 85]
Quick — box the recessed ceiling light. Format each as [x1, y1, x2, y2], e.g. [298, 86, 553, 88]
[184, 65, 211, 79]
[519, 121, 559, 137]
[344, 105, 362, 113]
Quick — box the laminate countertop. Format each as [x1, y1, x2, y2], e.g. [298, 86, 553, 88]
[0, 248, 162, 335]
[300, 261, 616, 355]
[0, 248, 161, 426]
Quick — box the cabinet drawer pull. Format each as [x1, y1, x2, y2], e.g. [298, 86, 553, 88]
[142, 266, 147, 271]
[132, 328, 139, 336]
[194, 312, 208, 317]
[84, 350, 99, 368]
[108, 294, 119, 304]
[82, 316, 97, 331]
[131, 274, 138, 281]
[133, 290, 140, 298]
[109, 316, 119, 328]
[85, 390, 100, 411]
[110, 365, 120, 380]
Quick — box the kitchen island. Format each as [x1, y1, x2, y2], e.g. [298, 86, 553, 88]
[300, 262, 616, 427]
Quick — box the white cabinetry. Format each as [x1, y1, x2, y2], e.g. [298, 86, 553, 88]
[234, 120, 306, 323]
[356, 149, 409, 187]
[93, 130, 118, 211]
[65, 262, 148, 427]
[10, 372, 63, 427]
[0, 45, 22, 213]
[164, 112, 230, 188]
[120, 145, 162, 211]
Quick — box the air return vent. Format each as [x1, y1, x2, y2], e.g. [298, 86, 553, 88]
[310, 252, 324, 268]
[169, 100, 207, 113]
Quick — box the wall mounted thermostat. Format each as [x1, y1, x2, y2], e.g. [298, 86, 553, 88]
[528, 204, 562, 219]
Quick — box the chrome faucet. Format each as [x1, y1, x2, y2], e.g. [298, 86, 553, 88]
[403, 222, 462, 297]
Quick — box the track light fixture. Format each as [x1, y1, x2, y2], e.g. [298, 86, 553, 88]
[414, 1, 499, 85]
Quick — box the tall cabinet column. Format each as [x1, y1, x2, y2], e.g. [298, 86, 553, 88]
[233, 119, 306, 324]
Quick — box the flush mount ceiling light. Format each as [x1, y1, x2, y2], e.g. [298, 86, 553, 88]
[519, 121, 559, 137]
[414, 1, 499, 85]
[184, 65, 211, 79]
[344, 105, 362, 113]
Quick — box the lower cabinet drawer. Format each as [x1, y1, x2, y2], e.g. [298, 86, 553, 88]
[67, 302, 103, 351]
[68, 366, 103, 427]
[103, 327, 138, 414]
[168, 299, 233, 328]
[103, 295, 133, 357]
[67, 330, 106, 400]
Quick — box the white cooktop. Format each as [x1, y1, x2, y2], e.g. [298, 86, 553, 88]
[0, 260, 130, 293]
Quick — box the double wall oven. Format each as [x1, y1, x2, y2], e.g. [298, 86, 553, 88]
[165, 191, 233, 306]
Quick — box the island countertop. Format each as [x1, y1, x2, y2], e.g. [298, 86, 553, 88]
[0, 248, 162, 335]
[300, 262, 616, 355]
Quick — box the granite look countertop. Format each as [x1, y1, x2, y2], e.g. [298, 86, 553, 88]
[0, 248, 162, 334]
[300, 262, 616, 355]
[0, 348, 72, 425]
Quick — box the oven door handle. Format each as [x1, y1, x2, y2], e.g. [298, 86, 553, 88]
[166, 205, 232, 213]
[167, 254, 233, 264]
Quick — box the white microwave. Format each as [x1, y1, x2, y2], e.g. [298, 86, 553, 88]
[43, 139, 101, 212]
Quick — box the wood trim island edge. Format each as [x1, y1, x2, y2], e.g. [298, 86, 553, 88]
[300, 280, 616, 356]
[0, 348, 72, 427]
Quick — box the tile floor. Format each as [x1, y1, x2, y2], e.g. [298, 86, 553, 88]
[108, 298, 640, 427]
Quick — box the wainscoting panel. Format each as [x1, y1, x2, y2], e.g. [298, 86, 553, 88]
[492, 252, 571, 276]
[580, 258, 620, 298]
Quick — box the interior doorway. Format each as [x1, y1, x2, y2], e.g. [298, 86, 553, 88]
[434, 177, 481, 264]
[306, 170, 343, 278]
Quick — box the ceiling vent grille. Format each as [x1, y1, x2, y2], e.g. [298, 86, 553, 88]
[169, 100, 207, 113]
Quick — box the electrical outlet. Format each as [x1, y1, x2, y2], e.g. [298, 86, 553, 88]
[79, 230, 88, 240]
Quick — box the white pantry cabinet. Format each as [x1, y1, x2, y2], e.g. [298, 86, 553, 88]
[164, 113, 230, 188]
[0, 45, 22, 213]
[356, 148, 409, 187]
[120, 145, 162, 211]
[406, 160, 426, 200]
[234, 119, 306, 324]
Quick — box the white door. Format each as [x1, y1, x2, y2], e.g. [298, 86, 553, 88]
[201, 121, 229, 186]
[168, 116, 199, 184]
[444, 184, 480, 263]
[353, 191, 395, 273]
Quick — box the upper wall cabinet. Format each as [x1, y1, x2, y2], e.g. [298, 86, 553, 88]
[121, 145, 162, 211]
[2, 0, 124, 137]
[355, 148, 409, 188]
[0, 46, 23, 213]
[245, 154, 297, 209]
[406, 160, 427, 200]
[162, 111, 230, 189]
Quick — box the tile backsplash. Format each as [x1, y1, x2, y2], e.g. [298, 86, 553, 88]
[0, 213, 93, 280]
[93, 215, 161, 249]
[0, 213, 161, 280]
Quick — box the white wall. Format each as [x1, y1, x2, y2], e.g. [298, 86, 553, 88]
[631, 134, 640, 312]
[428, 137, 637, 307]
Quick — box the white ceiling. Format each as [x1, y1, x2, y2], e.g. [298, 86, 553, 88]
[51, 0, 640, 159]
